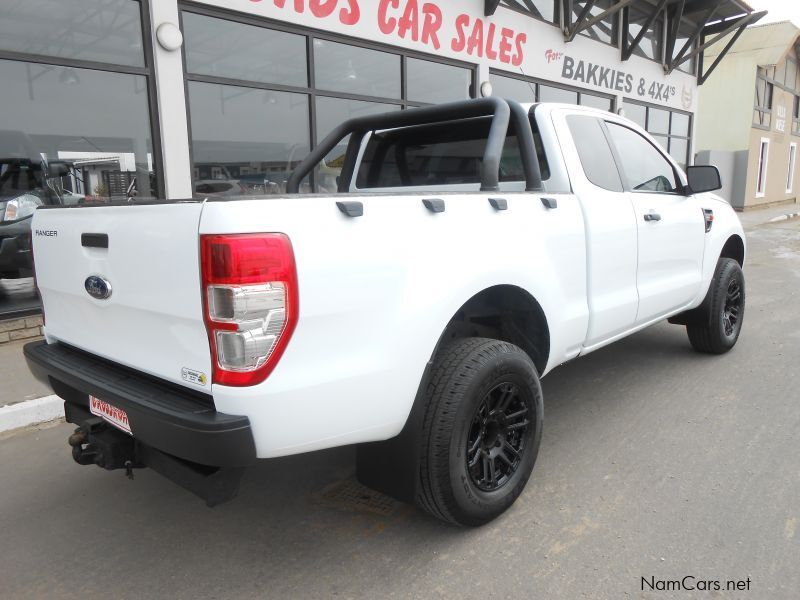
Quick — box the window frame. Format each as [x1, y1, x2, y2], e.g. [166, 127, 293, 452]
[756, 137, 770, 198]
[621, 98, 693, 170]
[602, 120, 684, 196]
[489, 69, 616, 110]
[566, 114, 625, 192]
[179, 1, 477, 193]
[786, 142, 797, 194]
[0, 0, 165, 199]
[753, 74, 773, 130]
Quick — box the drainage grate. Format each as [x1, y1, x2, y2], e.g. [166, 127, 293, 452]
[315, 478, 400, 517]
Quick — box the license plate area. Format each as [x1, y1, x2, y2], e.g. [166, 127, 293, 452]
[89, 395, 132, 435]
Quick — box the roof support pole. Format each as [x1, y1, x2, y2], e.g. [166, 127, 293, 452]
[671, 9, 766, 74]
[664, 0, 686, 68]
[484, 0, 502, 16]
[666, 4, 719, 73]
[564, 0, 636, 43]
[621, 0, 669, 61]
[697, 17, 753, 84]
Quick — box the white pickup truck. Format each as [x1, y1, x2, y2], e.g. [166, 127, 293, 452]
[25, 98, 745, 526]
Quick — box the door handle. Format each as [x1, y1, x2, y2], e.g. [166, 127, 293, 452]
[643, 212, 661, 222]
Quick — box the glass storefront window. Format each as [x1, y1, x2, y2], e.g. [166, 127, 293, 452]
[187, 82, 310, 195]
[0, 60, 156, 202]
[539, 85, 578, 104]
[181, 9, 475, 199]
[622, 100, 692, 172]
[671, 112, 691, 138]
[648, 108, 670, 135]
[183, 13, 307, 87]
[490, 75, 536, 103]
[491, 72, 611, 111]
[406, 59, 472, 104]
[669, 139, 688, 171]
[652, 135, 669, 152]
[0, 57, 157, 316]
[0, 0, 144, 68]
[580, 93, 613, 111]
[314, 40, 401, 99]
[623, 101, 647, 128]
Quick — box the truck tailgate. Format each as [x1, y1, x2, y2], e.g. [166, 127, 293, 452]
[31, 202, 212, 392]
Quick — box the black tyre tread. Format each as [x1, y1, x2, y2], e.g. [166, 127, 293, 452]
[686, 321, 715, 353]
[415, 337, 535, 526]
[687, 258, 744, 354]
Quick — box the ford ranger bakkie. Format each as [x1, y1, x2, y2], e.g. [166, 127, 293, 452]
[25, 98, 746, 526]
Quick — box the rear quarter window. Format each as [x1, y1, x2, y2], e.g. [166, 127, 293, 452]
[566, 114, 623, 192]
[355, 116, 550, 189]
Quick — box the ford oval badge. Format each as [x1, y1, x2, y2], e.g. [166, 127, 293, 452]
[85, 275, 112, 300]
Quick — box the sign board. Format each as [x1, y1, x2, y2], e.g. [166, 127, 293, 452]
[197, 0, 698, 112]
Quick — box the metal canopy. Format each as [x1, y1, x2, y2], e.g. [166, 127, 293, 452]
[667, 0, 767, 83]
[488, 0, 766, 85]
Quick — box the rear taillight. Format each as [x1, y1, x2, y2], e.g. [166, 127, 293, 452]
[200, 233, 298, 386]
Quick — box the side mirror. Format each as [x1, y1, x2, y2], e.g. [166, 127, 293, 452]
[46, 160, 71, 178]
[686, 165, 721, 194]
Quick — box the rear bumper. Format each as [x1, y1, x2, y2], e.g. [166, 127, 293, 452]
[24, 340, 256, 468]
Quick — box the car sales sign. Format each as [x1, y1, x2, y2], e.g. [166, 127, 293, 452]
[210, 0, 697, 111]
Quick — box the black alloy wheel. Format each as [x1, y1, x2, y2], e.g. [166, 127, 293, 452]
[416, 337, 543, 526]
[467, 382, 530, 492]
[687, 257, 745, 354]
[722, 278, 742, 338]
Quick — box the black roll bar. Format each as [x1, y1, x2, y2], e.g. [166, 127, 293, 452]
[507, 99, 543, 192]
[286, 97, 543, 194]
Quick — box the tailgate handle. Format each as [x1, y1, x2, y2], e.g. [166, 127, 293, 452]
[81, 233, 108, 248]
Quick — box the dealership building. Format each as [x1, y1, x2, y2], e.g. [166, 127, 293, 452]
[0, 0, 765, 328]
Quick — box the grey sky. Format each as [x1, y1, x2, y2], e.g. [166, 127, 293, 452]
[746, 0, 800, 26]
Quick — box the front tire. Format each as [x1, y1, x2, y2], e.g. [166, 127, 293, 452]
[686, 258, 745, 354]
[416, 338, 543, 526]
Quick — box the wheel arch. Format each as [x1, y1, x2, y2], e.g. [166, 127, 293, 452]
[356, 284, 551, 503]
[720, 234, 745, 266]
[427, 284, 550, 376]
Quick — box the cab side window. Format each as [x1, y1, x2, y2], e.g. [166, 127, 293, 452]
[605, 122, 679, 193]
[566, 115, 623, 192]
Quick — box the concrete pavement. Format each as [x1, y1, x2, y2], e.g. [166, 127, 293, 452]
[0, 339, 50, 408]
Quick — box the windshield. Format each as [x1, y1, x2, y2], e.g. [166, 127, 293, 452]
[0, 158, 45, 198]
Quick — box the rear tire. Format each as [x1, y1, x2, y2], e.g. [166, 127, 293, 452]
[686, 258, 745, 354]
[416, 337, 543, 526]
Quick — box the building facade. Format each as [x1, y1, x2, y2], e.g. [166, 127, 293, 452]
[0, 0, 761, 324]
[696, 20, 800, 210]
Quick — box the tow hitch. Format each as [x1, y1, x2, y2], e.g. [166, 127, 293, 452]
[68, 417, 143, 477]
[64, 405, 246, 507]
